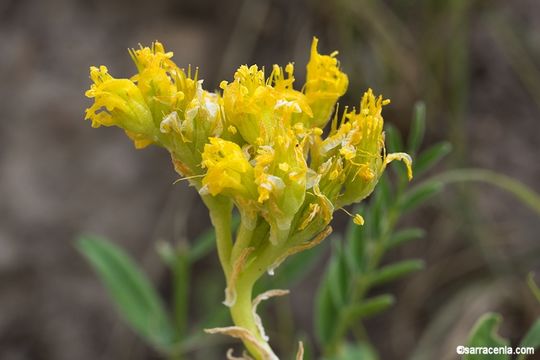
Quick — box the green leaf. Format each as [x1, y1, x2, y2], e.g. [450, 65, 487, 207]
[345, 208, 367, 272]
[328, 243, 349, 307]
[370, 188, 387, 235]
[385, 124, 404, 154]
[387, 228, 426, 249]
[343, 294, 395, 320]
[198, 305, 230, 329]
[77, 236, 175, 350]
[188, 228, 215, 263]
[518, 319, 540, 360]
[326, 342, 379, 360]
[315, 277, 339, 346]
[414, 142, 452, 177]
[399, 180, 443, 212]
[408, 102, 426, 154]
[376, 175, 393, 210]
[527, 272, 540, 304]
[172, 251, 190, 338]
[465, 313, 510, 360]
[368, 259, 425, 287]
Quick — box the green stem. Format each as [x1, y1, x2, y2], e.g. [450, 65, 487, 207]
[202, 199, 278, 359]
[229, 275, 269, 360]
[229, 228, 285, 359]
[203, 195, 233, 279]
[431, 168, 540, 216]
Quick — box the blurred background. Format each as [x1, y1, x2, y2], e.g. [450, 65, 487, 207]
[1, 0, 539, 359]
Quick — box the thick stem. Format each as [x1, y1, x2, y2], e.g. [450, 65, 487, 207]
[229, 231, 283, 360]
[230, 276, 266, 359]
[203, 195, 233, 280]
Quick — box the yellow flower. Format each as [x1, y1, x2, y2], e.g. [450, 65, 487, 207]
[84, 39, 416, 360]
[253, 130, 307, 244]
[200, 137, 255, 198]
[85, 42, 225, 177]
[85, 41, 412, 228]
[220, 65, 271, 145]
[268, 64, 312, 120]
[303, 37, 349, 129]
[316, 89, 412, 207]
[85, 65, 156, 148]
[221, 64, 313, 146]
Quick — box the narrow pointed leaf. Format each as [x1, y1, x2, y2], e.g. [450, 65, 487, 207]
[527, 272, 540, 304]
[385, 124, 404, 154]
[343, 294, 395, 320]
[387, 228, 426, 249]
[414, 142, 452, 177]
[399, 181, 443, 212]
[315, 277, 339, 346]
[368, 259, 425, 287]
[408, 101, 426, 154]
[77, 236, 175, 350]
[328, 243, 349, 307]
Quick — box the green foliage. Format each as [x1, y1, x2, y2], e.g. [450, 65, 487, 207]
[368, 260, 425, 287]
[398, 180, 443, 213]
[461, 275, 540, 360]
[408, 102, 426, 155]
[77, 236, 175, 350]
[465, 313, 509, 360]
[186, 215, 240, 263]
[326, 343, 378, 360]
[343, 295, 395, 320]
[527, 272, 540, 304]
[387, 228, 425, 249]
[315, 102, 447, 356]
[315, 98, 540, 357]
[78, 97, 540, 359]
[260, 237, 327, 290]
[77, 219, 240, 358]
[464, 312, 540, 360]
[518, 320, 540, 360]
[157, 242, 190, 339]
[414, 142, 452, 177]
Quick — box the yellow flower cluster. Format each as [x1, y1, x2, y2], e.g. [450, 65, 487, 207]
[85, 38, 412, 247]
[84, 38, 413, 360]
